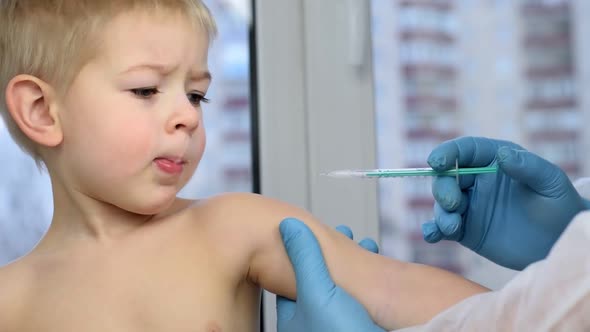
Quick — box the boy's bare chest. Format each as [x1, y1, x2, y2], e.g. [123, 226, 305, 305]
[14, 239, 260, 332]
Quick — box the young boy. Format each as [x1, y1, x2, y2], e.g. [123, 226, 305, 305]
[0, 1, 487, 331]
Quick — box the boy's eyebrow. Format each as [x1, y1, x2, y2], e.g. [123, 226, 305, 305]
[189, 69, 212, 82]
[119, 63, 212, 81]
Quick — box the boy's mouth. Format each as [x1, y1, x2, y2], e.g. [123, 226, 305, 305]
[153, 157, 187, 175]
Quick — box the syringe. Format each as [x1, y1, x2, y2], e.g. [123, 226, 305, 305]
[322, 164, 498, 179]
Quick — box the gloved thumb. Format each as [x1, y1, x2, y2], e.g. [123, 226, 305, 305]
[279, 218, 336, 299]
[497, 146, 567, 196]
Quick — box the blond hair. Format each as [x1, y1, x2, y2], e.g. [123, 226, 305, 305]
[0, 0, 217, 164]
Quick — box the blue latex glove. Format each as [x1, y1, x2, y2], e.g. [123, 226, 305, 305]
[276, 218, 385, 332]
[334, 224, 380, 254]
[423, 136, 590, 270]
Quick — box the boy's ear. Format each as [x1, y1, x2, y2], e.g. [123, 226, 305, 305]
[5, 74, 63, 147]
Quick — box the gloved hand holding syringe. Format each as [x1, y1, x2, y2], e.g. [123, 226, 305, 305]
[325, 136, 590, 270]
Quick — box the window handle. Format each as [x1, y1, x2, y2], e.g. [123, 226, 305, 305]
[347, 0, 371, 68]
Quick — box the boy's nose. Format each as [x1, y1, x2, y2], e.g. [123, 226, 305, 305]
[167, 98, 200, 135]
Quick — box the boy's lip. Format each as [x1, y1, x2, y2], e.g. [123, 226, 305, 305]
[154, 156, 187, 164]
[153, 156, 187, 175]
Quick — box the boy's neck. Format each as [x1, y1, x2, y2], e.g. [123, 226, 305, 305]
[36, 178, 160, 253]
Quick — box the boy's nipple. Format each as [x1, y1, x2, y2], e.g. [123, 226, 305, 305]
[206, 321, 222, 332]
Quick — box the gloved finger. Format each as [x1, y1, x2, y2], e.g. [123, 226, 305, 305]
[336, 225, 378, 253]
[432, 176, 463, 211]
[456, 192, 469, 215]
[457, 174, 476, 190]
[335, 225, 353, 239]
[358, 238, 379, 253]
[279, 218, 336, 298]
[434, 203, 463, 237]
[276, 295, 296, 322]
[422, 221, 444, 243]
[497, 146, 569, 196]
[428, 136, 501, 171]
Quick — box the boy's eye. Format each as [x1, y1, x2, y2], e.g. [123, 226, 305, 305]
[130, 87, 161, 98]
[188, 92, 210, 107]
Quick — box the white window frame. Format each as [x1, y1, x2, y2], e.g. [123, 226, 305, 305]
[254, 1, 379, 331]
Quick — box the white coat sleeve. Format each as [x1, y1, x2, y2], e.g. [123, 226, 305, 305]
[394, 208, 590, 332]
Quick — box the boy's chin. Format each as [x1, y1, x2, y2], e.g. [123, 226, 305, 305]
[121, 194, 178, 216]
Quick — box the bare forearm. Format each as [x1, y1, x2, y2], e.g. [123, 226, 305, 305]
[322, 245, 488, 329]
[286, 225, 487, 329]
[316, 230, 488, 329]
[371, 259, 489, 329]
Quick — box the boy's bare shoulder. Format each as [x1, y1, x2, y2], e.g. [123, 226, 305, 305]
[193, 192, 312, 224]
[0, 258, 35, 329]
[186, 192, 313, 247]
[194, 193, 312, 232]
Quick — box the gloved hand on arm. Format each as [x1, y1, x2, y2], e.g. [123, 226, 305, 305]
[276, 218, 385, 332]
[422, 136, 590, 270]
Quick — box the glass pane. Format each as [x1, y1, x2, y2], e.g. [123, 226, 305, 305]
[372, 0, 583, 288]
[0, 0, 254, 266]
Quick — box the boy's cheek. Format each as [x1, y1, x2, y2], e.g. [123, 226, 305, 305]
[86, 122, 156, 171]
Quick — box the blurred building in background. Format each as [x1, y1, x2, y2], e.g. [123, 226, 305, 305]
[180, 0, 253, 196]
[372, 0, 589, 287]
[521, 0, 580, 175]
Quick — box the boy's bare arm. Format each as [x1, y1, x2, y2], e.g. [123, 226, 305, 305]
[237, 193, 488, 330]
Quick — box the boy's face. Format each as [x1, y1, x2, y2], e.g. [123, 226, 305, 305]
[56, 10, 211, 215]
